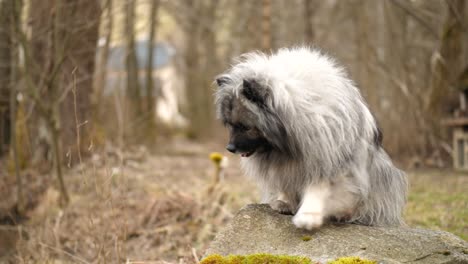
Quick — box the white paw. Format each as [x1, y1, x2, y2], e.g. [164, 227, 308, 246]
[292, 212, 323, 230]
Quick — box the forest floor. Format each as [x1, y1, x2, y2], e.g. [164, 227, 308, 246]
[1, 139, 467, 263]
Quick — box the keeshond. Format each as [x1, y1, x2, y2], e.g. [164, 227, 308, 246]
[214, 47, 407, 229]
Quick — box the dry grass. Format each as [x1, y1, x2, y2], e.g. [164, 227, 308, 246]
[6, 140, 256, 263]
[1, 140, 466, 263]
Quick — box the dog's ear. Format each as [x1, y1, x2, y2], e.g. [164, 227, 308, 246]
[242, 79, 269, 106]
[215, 75, 232, 87]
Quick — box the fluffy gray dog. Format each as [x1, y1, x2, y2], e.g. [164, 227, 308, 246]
[214, 47, 407, 230]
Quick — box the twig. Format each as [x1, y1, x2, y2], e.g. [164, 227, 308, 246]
[388, 0, 438, 39]
[53, 210, 64, 253]
[191, 247, 200, 263]
[58, 73, 93, 103]
[39, 242, 91, 264]
[72, 67, 84, 166]
[446, 0, 468, 33]
[402, 250, 452, 263]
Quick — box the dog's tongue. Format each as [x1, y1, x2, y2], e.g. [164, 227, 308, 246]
[241, 151, 253, 157]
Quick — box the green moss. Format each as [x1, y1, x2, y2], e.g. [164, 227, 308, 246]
[201, 254, 313, 264]
[327, 257, 376, 264]
[301, 235, 312, 241]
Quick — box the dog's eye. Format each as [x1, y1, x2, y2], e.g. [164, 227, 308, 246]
[236, 124, 250, 131]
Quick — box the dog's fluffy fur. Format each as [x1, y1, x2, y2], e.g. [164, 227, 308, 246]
[215, 47, 407, 229]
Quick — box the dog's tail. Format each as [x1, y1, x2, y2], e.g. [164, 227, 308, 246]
[357, 148, 408, 226]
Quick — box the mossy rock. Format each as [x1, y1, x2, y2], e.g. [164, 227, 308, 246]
[205, 204, 468, 264]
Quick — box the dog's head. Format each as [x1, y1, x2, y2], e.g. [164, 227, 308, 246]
[215, 75, 293, 158]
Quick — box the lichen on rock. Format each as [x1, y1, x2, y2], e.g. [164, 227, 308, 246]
[200, 253, 313, 264]
[327, 257, 376, 264]
[200, 254, 378, 264]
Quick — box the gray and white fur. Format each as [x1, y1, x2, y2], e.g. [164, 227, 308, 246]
[215, 47, 407, 229]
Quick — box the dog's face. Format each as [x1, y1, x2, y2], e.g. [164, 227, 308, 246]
[222, 100, 272, 157]
[225, 122, 270, 157]
[216, 77, 273, 157]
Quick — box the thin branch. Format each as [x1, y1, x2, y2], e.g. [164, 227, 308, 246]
[58, 73, 93, 103]
[389, 0, 439, 39]
[39, 242, 91, 264]
[72, 67, 84, 166]
[446, 0, 468, 33]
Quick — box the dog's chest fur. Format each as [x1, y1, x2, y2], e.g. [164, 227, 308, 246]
[241, 153, 308, 210]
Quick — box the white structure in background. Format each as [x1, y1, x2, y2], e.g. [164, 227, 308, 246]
[155, 65, 187, 129]
[100, 39, 187, 129]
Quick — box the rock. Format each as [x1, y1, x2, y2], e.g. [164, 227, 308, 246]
[205, 204, 468, 264]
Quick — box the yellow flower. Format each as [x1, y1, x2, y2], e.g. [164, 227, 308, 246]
[209, 152, 224, 166]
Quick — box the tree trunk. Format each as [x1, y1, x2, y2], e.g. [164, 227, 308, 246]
[27, 0, 69, 203]
[143, 0, 160, 142]
[50, 114, 69, 205]
[26, 0, 51, 166]
[93, 0, 113, 126]
[0, 0, 12, 156]
[184, 1, 202, 138]
[1, 0, 24, 212]
[261, 0, 272, 52]
[383, 0, 423, 155]
[57, 0, 101, 163]
[125, 0, 141, 118]
[303, 0, 315, 44]
[200, 1, 218, 134]
[426, 0, 465, 112]
[383, 0, 408, 109]
[183, 0, 219, 138]
[25, 0, 100, 203]
[244, 1, 263, 52]
[422, 0, 465, 155]
[145, 0, 160, 115]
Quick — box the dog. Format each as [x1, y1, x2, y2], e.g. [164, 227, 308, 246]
[214, 47, 407, 230]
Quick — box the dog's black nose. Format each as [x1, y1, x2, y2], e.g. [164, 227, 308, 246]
[226, 144, 236, 153]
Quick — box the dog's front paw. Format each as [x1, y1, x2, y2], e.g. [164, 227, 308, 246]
[292, 212, 323, 230]
[270, 200, 293, 215]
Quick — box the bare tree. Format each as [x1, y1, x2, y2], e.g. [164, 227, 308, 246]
[303, 0, 315, 44]
[14, 0, 101, 205]
[1, 0, 24, 212]
[262, 0, 272, 52]
[60, 1, 101, 162]
[143, 0, 161, 142]
[0, 0, 12, 156]
[245, 1, 264, 52]
[145, 0, 160, 116]
[426, 0, 466, 113]
[125, 0, 141, 117]
[94, 0, 114, 124]
[166, 0, 220, 138]
[382, 0, 414, 152]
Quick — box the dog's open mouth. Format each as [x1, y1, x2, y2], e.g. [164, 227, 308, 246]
[240, 150, 255, 157]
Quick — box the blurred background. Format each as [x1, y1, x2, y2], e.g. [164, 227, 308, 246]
[0, 0, 467, 263]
